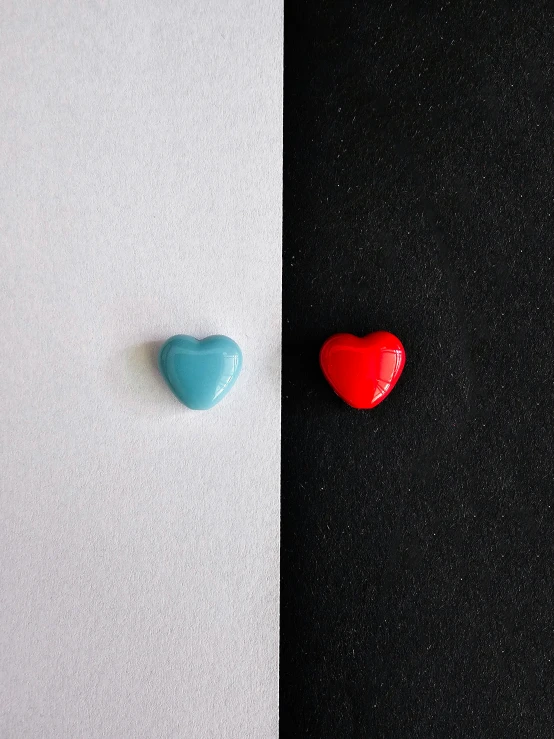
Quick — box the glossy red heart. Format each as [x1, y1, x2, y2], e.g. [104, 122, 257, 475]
[319, 331, 406, 409]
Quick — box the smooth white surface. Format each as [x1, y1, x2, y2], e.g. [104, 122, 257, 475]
[0, 2, 282, 737]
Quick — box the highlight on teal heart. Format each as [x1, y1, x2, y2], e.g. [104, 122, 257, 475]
[158, 335, 242, 410]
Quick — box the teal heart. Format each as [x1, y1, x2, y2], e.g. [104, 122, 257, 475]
[158, 335, 242, 410]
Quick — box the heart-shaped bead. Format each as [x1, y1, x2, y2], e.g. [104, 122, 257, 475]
[319, 331, 405, 409]
[158, 334, 242, 410]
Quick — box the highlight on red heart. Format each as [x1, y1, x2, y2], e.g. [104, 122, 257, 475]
[319, 331, 406, 409]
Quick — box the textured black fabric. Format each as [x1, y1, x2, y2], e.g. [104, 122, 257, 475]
[281, 3, 554, 737]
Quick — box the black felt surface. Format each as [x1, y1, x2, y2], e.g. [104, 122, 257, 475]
[280, 2, 554, 737]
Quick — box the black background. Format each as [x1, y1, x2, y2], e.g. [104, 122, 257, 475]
[281, 2, 554, 737]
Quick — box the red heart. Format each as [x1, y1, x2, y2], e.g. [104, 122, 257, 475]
[319, 332, 406, 409]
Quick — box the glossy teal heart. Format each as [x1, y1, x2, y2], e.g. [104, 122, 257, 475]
[158, 334, 242, 410]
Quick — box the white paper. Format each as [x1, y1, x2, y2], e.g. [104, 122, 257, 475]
[0, 1, 282, 736]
